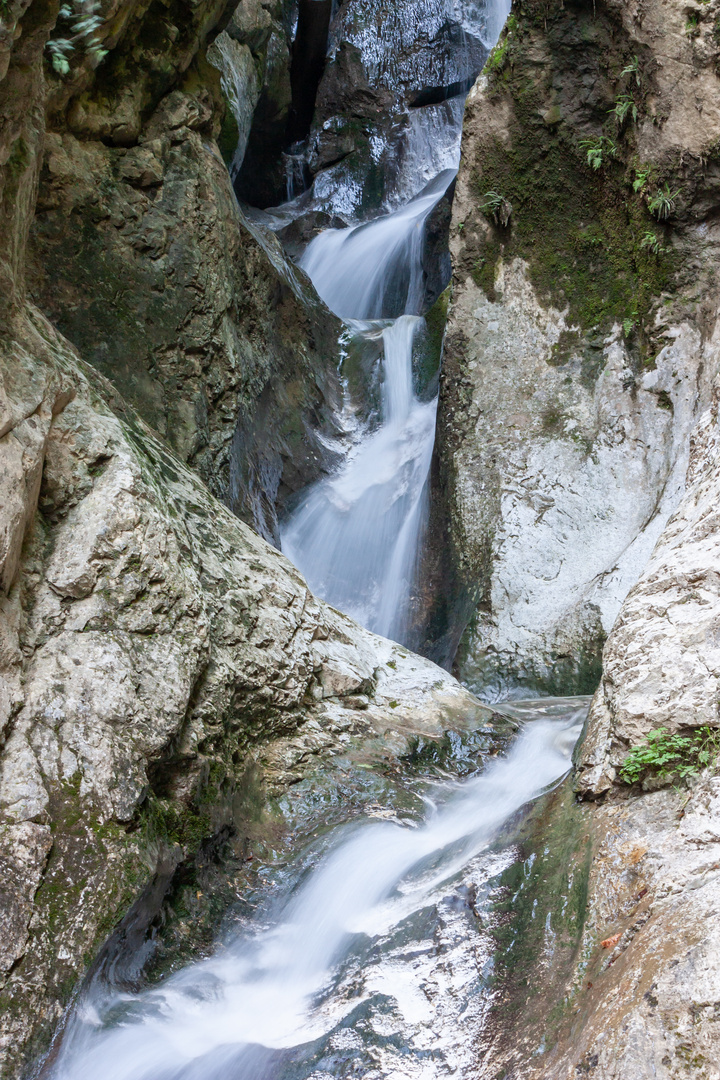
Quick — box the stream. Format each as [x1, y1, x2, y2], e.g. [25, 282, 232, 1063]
[280, 0, 507, 643]
[45, 700, 587, 1080]
[281, 171, 455, 641]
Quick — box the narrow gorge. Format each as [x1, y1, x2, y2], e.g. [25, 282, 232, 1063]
[2, 0, 720, 1077]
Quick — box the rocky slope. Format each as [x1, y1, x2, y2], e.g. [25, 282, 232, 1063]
[438, 0, 720, 697]
[0, 1, 495, 1075]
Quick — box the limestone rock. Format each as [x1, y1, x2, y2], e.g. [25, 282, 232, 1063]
[437, 0, 720, 694]
[577, 389, 720, 797]
[0, 307, 488, 1076]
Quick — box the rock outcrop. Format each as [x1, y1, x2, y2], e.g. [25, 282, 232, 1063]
[25, 0, 348, 546]
[436, 0, 720, 1073]
[0, 1, 494, 1075]
[0, 323, 487, 1074]
[438, 0, 720, 697]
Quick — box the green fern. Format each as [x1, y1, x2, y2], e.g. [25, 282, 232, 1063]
[620, 726, 720, 785]
[647, 183, 679, 220]
[610, 93, 638, 127]
[481, 190, 512, 227]
[620, 55, 641, 86]
[46, 0, 107, 77]
[579, 136, 617, 170]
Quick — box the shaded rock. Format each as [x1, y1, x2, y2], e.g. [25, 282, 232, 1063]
[29, 89, 347, 546]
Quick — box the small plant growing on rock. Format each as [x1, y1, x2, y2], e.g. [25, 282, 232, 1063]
[640, 230, 665, 255]
[610, 93, 638, 128]
[579, 136, 617, 170]
[619, 726, 720, 786]
[633, 165, 653, 192]
[647, 183, 679, 220]
[621, 55, 641, 86]
[481, 190, 512, 227]
[46, 0, 107, 75]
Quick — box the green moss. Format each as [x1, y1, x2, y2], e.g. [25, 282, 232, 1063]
[470, 15, 674, 365]
[413, 285, 451, 400]
[489, 778, 592, 1045]
[483, 14, 517, 81]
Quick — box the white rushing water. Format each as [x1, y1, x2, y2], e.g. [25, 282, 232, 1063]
[275, 0, 511, 642]
[47, 703, 586, 1080]
[281, 171, 455, 642]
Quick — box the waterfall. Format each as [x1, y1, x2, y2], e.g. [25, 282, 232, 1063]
[277, 2, 510, 646]
[46, 702, 586, 1080]
[280, 171, 455, 642]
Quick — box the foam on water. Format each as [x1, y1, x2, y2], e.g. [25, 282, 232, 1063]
[281, 172, 454, 641]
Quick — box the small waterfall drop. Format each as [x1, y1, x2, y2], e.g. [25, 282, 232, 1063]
[281, 171, 455, 642]
[46, 703, 586, 1080]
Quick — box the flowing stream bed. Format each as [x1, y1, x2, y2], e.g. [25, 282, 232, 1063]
[279, 0, 508, 643]
[44, 698, 589, 1080]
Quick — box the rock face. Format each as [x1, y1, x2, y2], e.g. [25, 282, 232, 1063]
[0, 1, 495, 1075]
[478, 772, 720, 1080]
[26, 0, 348, 546]
[577, 384, 720, 798]
[438, 0, 720, 696]
[0, 312, 488, 1075]
[435, 0, 720, 1072]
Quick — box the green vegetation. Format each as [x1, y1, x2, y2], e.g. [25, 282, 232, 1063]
[579, 136, 617, 170]
[483, 15, 517, 79]
[481, 189, 513, 226]
[640, 229, 665, 255]
[609, 93, 638, 128]
[46, 0, 107, 76]
[647, 183, 680, 220]
[620, 55, 641, 85]
[467, 8, 676, 360]
[619, 726, 720, 785]
[632, 164, 653, 192]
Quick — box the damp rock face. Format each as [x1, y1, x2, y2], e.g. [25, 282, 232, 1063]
[435, 0, 720, 695]
[433, 0, 720, 1073]
[0, 310, 488, 1078]
[27, 0, 348, 545]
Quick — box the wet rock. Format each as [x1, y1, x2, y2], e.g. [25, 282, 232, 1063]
[29, 92, 346, 546]
[0, 313, 489, 1076]
[436, 0, 720, 694]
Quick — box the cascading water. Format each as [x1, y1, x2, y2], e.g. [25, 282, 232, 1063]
[278, 0, 509, 644]
[44, 701, 587, 1080]
[281, 171, 455, 641]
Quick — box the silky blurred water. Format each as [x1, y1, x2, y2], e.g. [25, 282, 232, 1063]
[46, 701, 588, 1080]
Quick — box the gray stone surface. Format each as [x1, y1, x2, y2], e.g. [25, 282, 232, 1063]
[0, 306, 488, 1076]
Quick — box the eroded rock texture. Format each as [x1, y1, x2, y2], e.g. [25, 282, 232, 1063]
[26, 0, 347, 546]
[0, 324, 484, 1073]
[438, 0, 720, 1072]
[438, 0, 720, 695]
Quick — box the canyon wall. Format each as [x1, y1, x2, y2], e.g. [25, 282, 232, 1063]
[441, 0, 720, 1074]
[439, 0, 720, 698]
